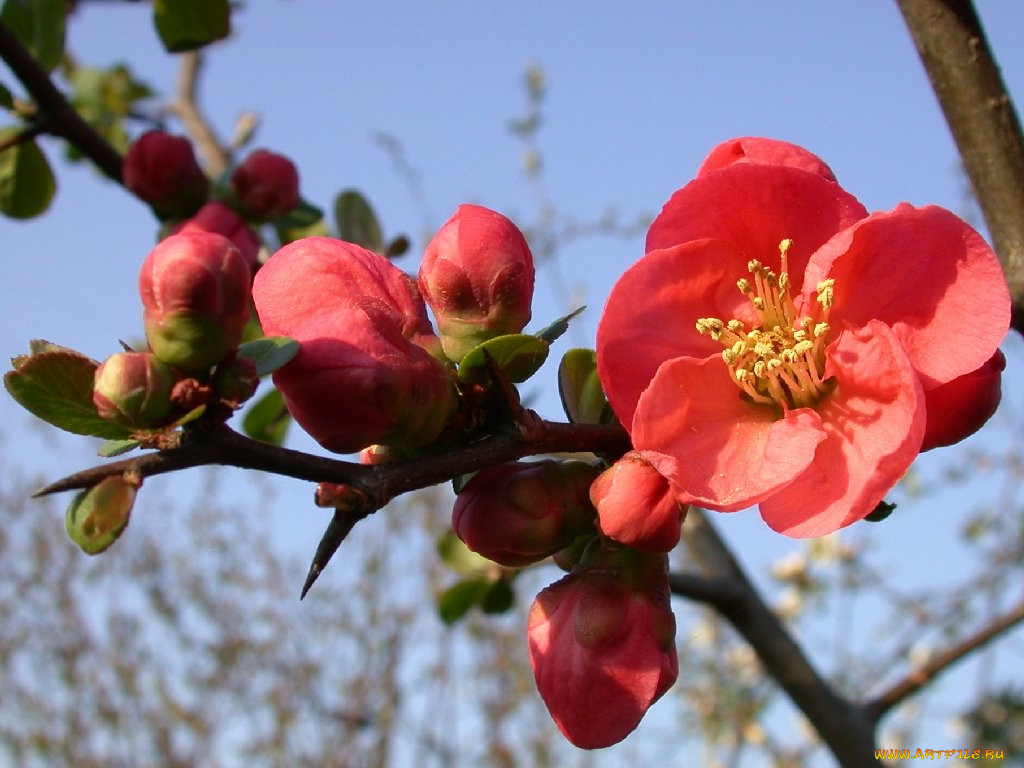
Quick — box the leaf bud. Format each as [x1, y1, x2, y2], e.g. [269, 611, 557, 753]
[93, 351, 175, 428]
[64, 475, 137, 555]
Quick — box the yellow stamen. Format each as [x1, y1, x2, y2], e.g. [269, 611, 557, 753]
[695, 239, 834, 410]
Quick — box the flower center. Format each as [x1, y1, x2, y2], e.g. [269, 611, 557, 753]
[696, 240, 834, 409]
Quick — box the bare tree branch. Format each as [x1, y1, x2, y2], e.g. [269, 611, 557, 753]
[0, 20, 124, 182]
[681, 509, 881, 767]
[864, 597, 1024, 722]
[170, 50, 231, 177]
[896, 0, 1024, 334]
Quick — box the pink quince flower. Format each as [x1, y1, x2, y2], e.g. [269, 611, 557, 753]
[527, 543, 678, 749]
[252, 237, 457, 453]
[418, 204, 535, 361]
[590, 451, 687, 553]
[597, 137, 1011, 537]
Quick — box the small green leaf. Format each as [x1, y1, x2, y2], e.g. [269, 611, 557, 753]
[241, 387, 291, 446]
[237, 336, 299, 376]
[0, 82, 13, 109]
[558, 348, 612, 425]
[437, 577, 489, 625]
[4, 349, 133, 439]
[458, 334, 549, 385]
[272, 199, 323, 229]
[153, 0, 230, 52]
[98, 438, 140, 457]
[535, 306, 585, 344]
[436, 529, 491, 575]
[0, 128, 56, 219]
[334, 190, 383, 252]
[64, 475, 135, 555]
[1, 0, 66, 72]
[864, 500, 897, 523]
[480, 576, 515, 615]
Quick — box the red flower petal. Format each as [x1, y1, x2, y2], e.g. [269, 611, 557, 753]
[646, 165, 868, 280]
[596, 239, 754, 427]
[697, 136, 837, 181]
[759, 320, 925, 537]
[632, 356, 826, 511]
[803, 205, 1011, 388]
[591, 452, 686, 553]
[921, 348, 1005, 450]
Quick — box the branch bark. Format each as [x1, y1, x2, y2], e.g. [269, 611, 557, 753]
[678, 510, 880, 767]
[896, 0, 1024, 334]
[169, 51, 231, 176]
[0, 20, 124, 182]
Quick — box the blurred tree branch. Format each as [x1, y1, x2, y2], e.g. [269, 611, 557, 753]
[0, 20, 124, 182]
[169, 50, 230, 176]
[897, 0, 1024, 334]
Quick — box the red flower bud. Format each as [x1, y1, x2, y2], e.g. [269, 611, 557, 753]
[173, 201, 262, 269]
[93, 351, 175, 427]
[418, 204, 535, 361]
[253, 237, 458, 453]
[231, 149, 300, 221]
[527, 544, 678, 748]
[591, 451, 687, 553]
[452, 460, 599, 567]
[122, 130, 209, 218]
[139, 232, 253, 373]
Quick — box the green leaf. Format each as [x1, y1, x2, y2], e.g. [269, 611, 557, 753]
[0, 128, 56, 219]
[98, 438, 140, 457]
[152, 0, 230, 53]
[437, 577, 489, 625]
[64, 475, 135, 555]
[436, 529, 491, 575]
[864, 500, 897, 523]
[480, 576, 515, 615]
[0, 82, 13, 109]
[272, 199, 323, 229]
[237, 336, 299, 376]
[558, 348, 612, 425]
[241, 387, 291, 446]
[1, 0, 66, 72]
[4, 349, 133, 439]
[457, 334, 549, 385]
[334, 189, 383, 252]
[535, 306, 585, 344]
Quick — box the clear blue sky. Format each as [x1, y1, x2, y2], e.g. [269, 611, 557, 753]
[2, 1, 1023, 762]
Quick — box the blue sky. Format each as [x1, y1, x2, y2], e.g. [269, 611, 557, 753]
[3, 1, 1024, 762]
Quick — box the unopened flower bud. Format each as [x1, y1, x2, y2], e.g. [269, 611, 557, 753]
[452, 460, 599, 567]
[122, 130, 209, 218]
[211, 355, 260, 407]
[65, 475, 137, 555]
[173, 201, 262, 269]
[93, 351, 175, 428]
[591, 451, 687, 553]
[419, 204, 535, 361]
[231, 149, 300, 221]
[139, 232, 253, 373]
[527, 543, 678, 749]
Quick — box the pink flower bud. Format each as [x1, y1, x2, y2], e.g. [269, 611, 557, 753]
[452, 460, 599, 567]
[173, 201, 262, 269]
[528, 544, 678, 748]
[418, 204, 535, 361]
[591, 451, 687, 553]
[253, 237, 457, 453]
[231, 149, 300, 221]
[93, 351, 175, 427]
[139, 232, 253, 373]
[122, 130, 209, 218]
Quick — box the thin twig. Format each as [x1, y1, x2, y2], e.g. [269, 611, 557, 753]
[0, 20, 123, 181]
[170, 50, 231, 176]
[863, 597, 1024, 722]
[896, 0, 1024, 334]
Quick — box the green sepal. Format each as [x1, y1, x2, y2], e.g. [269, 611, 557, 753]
[98, 438, 141, 458]
[535, 306, 585, 344]
[1, 0, 66, 72]
[4, 346, 133, 439]
[237, 336, 299, 376]
[152, 0, 230, 52]
[0, 128, 56, 219]
[457, 333, 549, 385]
[64, 475, 135, 555]
[558, 348, 613, 425]
[241, 387, 291, 446]
[334, 189, 383, 252]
